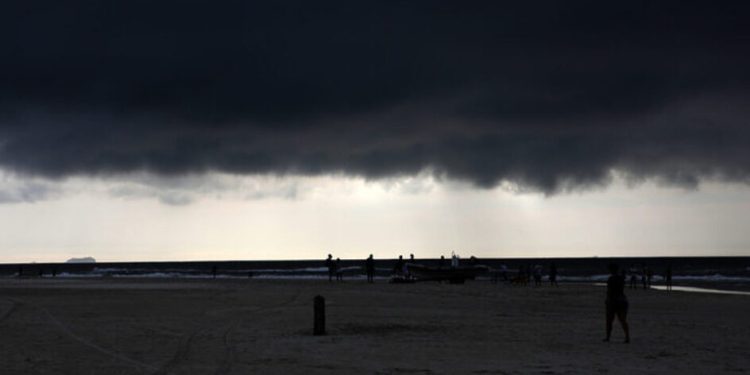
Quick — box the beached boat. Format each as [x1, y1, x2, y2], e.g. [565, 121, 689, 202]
[405, 264, 489, 284]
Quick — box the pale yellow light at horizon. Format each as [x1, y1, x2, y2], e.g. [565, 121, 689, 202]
[0, 172, 748, 263]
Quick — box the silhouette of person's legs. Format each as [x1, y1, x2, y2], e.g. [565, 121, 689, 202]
[604, 307, 615, 342]
[616, 310, 630, 343]
[604, 305, 630, 343]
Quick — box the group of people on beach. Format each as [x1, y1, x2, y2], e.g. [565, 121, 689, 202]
[495, 262, 558, 286]
[326, 253, 380, 282]
[325, 254, 344, 282]
[627, 263, 673, 291]
[325, 254, 565, 286]
[323, 253, 639, 344]
[326, 252, 468, 282]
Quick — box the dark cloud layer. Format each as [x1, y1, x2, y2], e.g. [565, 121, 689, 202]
[1, 1, 749, 193]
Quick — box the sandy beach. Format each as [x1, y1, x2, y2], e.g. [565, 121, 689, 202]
[1, 278, 748, 374]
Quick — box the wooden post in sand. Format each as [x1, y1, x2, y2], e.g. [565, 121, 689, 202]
[313, 295, 326, 335]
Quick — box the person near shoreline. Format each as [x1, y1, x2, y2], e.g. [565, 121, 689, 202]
[604, 263, 630, 343]
[498, 263, 508, 283]
[549, 262, 558, 286]
[365, 254, 375, 283]
[325, 254, 334, 282]
[628, 264, 638, 289]
[533, 265, 542, 286]
[394, 255, 404, 276]
[335, 258, 343, 281]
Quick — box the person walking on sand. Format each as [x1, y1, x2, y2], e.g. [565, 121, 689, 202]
[604, 264, 630, 343]
[325, 254, 334, 282]
[365, 254, 375, 283]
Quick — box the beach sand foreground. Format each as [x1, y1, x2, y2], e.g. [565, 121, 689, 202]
[1, 279, 748, 374]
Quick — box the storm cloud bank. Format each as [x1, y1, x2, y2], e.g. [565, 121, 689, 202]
[1, 1, 749, 193]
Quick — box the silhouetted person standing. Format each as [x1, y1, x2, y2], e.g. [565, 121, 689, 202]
[628, 264, 638, 289]
[549, 262, 558, 286]
[438, 255, 446, 269]
[533, 265, 542, 286]
[365, 254, 375, 283]
[335, 258, 343, 281]
[394, 255, 404, 276]
[325, 254, 334, 282]
[604, 264, 630, 343]
[499, 263, 508, 282]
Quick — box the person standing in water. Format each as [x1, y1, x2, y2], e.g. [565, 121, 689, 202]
[604, 264, 630, 343]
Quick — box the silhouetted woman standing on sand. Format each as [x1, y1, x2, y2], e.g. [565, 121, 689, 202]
[604, 264, 630, 343]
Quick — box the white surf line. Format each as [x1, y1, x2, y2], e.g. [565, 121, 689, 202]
[650, 285, 750, 296]
[42, 309, 158, 373]
[593, 283, 750, 296]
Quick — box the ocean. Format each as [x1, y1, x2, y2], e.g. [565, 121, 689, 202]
[2, 256, 749, 292]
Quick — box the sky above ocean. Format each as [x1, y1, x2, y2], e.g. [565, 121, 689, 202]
[1, 2, 750, 262]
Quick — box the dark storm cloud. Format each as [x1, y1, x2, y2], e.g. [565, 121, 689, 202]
[1, 1, 750, 193]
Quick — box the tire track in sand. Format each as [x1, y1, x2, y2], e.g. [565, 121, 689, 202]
[154, 289, 303, 375]
[214, 289, 304, 375]
[0, 298, 18, 323]
[213, 289, 303, 375]
[43, 308, 158, 374]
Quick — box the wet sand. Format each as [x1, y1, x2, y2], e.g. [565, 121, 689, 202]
[1, 278, 748, 374]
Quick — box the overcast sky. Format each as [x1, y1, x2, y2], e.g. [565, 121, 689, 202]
[1, 2, 749, 262]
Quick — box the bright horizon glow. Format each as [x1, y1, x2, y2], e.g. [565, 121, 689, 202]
[0, 171, 749, 263]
